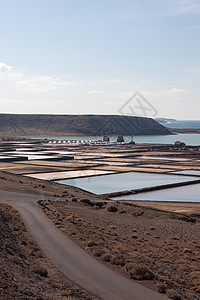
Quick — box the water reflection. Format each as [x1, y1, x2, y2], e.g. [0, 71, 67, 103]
[114, 183, 200, 202]
[58, 171, 198, 195]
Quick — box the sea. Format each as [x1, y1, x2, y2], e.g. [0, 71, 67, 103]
[156, 119, 200, 129]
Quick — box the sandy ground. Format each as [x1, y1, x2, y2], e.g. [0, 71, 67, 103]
[131, 201, 200, 215]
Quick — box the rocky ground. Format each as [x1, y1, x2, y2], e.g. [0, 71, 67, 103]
[38, 198, 200, 300]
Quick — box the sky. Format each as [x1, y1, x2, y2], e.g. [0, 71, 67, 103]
[0, 0, 200, 119]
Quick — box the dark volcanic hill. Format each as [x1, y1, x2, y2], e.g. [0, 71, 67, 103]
[0, 114, 171, 136]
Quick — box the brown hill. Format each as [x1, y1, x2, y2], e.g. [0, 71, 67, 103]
[0, 114, 171, 137]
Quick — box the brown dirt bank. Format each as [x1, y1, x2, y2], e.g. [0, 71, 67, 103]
[130, 201, 200, 216]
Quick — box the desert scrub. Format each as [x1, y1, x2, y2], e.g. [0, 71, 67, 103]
[106, 205, 118, 212]
[71, 197, 77, 202]
[166, 289, 181, 299]
[92, 247, 105, 257]
[109, 225, 116, 229]
[130, 234, 138, 239]
[150, 227, 156, 231]
[32, 266, 48, 277]
[110, 255, 125, 266]
[192, 286, 200, 294]
[182, 247, 192, 254]
[144, 231, 151, 235]
[156, 283, 167, 294]
[87, 240, 97, 247]
[128, 265, 154, 280]
[124, 262, 135, 272]
[3, 239, 12, 249]
[68, 228, 76, 236]
[101, 254, 112, 262]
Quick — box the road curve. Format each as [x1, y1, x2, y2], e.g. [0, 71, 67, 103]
[0, 190, 168, 300]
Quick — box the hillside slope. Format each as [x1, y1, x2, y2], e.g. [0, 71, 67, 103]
[0, 114, 171, 136]
[0, 203, 97, 300]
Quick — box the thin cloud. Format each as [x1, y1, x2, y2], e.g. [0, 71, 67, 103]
[103, 79, 122, 84]
[16, 75, 74, 92]
[168, 0, 200, 15]
[0, 62, 12, 72]
[87, 90, 105, 95]
[143, 88, 188, 97]
[0, 62, 23, 78]
[186, 24, 200, 31]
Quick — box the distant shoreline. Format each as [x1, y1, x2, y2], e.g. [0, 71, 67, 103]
[169, 128, 200, 134]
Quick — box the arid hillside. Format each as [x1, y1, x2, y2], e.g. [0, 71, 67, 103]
[0, 114, 171, 137]
[0, 203, 98, 300]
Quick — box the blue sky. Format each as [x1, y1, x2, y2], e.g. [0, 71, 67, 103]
[0, 0, 200, 119]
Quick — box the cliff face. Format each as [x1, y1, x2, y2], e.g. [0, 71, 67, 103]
[0, 114, 171, 136]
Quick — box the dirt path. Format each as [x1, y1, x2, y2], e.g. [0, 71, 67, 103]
[0, 190, 167, 300]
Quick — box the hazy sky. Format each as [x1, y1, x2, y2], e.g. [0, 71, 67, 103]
[0, 0, 199, 119]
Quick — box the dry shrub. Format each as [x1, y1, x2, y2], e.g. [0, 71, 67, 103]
[3, 239, 12, 249]
[87, 240, 97, 247]
[166, 289, 181, 299]
[78, 233, 86, 242]
[170, 236, 179, 240]
[115, 245, 129, 254]
[171, 275, 184, 284]
[182, 247, 192, 253]
[150, 227, 155, 231]
[130, 234, 138, 239]
[119, 210, 126, 214]
[158, 275, 169, 283]
[10, 256, 22, 265]
[101, 254, 112, 262]
[32, 267, 48, 277]
[92, 248, 104, 257]
[106, 205, 118, 213]
[110, 255, 125, 266]
[132, 211, 144, 217]
[109, 225, 116, 229]
[124, 262, 135, 272]
[129, 265, 154, 280]
[192, 286, 200, 294]
[68, 229, 76, 236]
[51, 281, 63, 289]
[156, 283, 167, 294]
[71, 198, 77, 202]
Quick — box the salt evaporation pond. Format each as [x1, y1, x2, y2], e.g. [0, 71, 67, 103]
[113, 183, 200, 202]
[58, 171, 198, 195]
[140, 156, 189, 161]
[171, 170, 200, 176]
